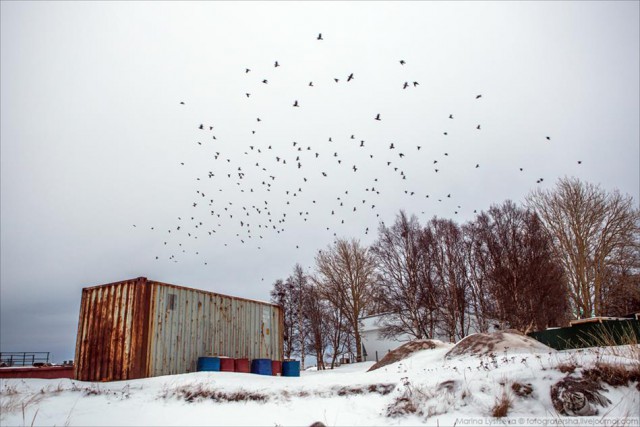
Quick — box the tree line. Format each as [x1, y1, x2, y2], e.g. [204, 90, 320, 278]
[270, 177, 640, 368]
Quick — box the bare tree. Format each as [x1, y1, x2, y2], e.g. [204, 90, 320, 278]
[462, 223, 495, 333]
[598, 244, 640, 316]
[426, 218, 472, 341]
[269, 278, 299, 359]
[469, 201, 569, 331]
[314, 238, 377, 362]
[303, 282, 329, 370]
[371, 211, 436, 339]
[325, 302, 350, 369]
[527, 177, 640, 318]
[289, 264, 309, 368]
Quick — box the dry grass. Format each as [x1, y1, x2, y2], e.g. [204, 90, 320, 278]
[583, 362, 640, 390]
[167, 381, 397, 404]
[491, 390, 512, 418]
[556, 362, 577, 374]
[334, 383, 395, 396]
[0, 391, 44, 423]
[579, 324, 640, 360]
[171, 384, 269, 403]
[511, 382, 534, 398]
[385, 377, 428, 418]
[386, 395, 420, 417]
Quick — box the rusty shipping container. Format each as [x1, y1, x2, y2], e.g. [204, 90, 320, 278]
[74, 277, 283, 382]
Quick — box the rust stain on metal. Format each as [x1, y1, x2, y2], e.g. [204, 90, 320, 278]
[74, 277, 283, 381]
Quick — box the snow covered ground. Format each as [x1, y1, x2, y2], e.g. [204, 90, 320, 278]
[1, 336, 638, 426]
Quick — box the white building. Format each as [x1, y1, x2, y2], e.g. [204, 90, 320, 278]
[359, 314, 412, 362]
[359, 312, 500, 362]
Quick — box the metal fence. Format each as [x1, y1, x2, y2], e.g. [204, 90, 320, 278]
[528, 319, 640, 351]
[0, 352, 50, 367]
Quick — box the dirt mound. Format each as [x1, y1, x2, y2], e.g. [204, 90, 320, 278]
[367, 339, 448, 372]
[445, 330, 553, 360]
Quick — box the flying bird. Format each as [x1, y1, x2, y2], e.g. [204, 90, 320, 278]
[293, 100, 299, 107]
[274, 61, 280, 67]
[399, 60, 406, 65]
[449, 114, 454, 119]
[317, 33, 323, 40]
[375, 114, 381, 121]
[413, 81, 419, 87]
[403, 82, 409, 89]
[476, 94, 482, 99]
[347, 73, 354, 82]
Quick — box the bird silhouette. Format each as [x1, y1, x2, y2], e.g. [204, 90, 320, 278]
[375, 114, 381, 121]
[347, 73, 354, 82]
[274, 61, 280, 67]
[317, 33, 323, 40]
[403, 82, 409, 89]
[476, 94, 482, 99]
[399, 60, 406, 65]
[293, 100, 299, 107]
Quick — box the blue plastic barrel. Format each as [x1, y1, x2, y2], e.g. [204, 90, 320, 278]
[282, 360, 300, 377]
[197, 357, 220, 372]
[251, 358, 272, 375]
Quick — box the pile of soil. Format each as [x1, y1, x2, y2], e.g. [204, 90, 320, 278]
[367, 339, 448, 372]
[445, 329, 554, 360]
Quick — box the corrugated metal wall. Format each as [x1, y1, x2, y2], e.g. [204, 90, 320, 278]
[147, 281, 282, 376]
[74, 278, 152, 381]
[74, 277, 283, 381]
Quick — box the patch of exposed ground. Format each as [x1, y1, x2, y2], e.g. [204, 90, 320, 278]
[367, 340, 449, 372]
[445, 330, 554, 359]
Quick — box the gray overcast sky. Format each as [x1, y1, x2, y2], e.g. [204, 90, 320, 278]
[1, 1, 638, 362]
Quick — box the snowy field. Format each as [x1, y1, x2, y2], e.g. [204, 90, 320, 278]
[1, 335, 638, 427]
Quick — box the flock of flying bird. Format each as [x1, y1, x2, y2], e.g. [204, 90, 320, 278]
[137, 33, 582, 267]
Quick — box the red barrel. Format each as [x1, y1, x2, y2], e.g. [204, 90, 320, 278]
[220, 358, 235, 372]
[234, 358, 250, 373]
[271, 360, 282, 376]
